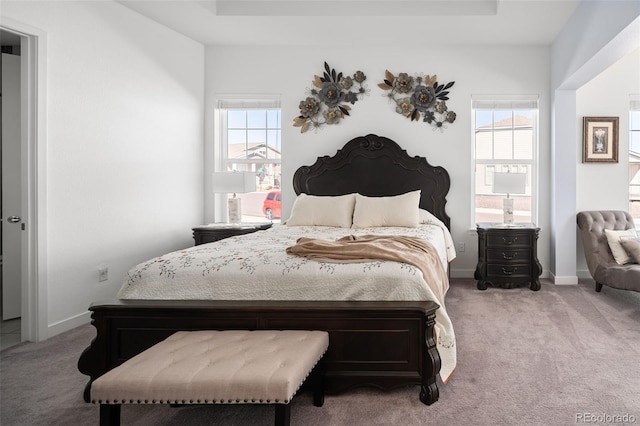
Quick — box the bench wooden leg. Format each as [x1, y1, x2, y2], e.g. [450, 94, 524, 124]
[100, 404, 121, 426]
[312, 359, 325, 407]
[274, 403, 291, 426]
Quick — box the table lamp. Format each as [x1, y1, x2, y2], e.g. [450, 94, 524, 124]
[212, 172, 256, 223]
[492, 172, 526, 225]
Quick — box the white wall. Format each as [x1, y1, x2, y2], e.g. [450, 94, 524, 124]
[2, 1, 204, 337]
[205, 45, 551, 278]
[550, 0, 639, 283]
[575, 48, 640, 276]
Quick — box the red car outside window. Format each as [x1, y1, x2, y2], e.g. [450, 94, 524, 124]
[262, 191, 281, 220]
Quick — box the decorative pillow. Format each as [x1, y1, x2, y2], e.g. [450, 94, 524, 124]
[352, 190, 421, 228]
[285, 193, 355, 228]
[620, 237, 640, 264]
[604, 229, 638, 265]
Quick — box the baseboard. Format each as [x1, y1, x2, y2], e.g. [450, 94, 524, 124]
[550, 272, 578, 285]
[576, 269, 592, 280]
[450, 269, 475, 278]
[46, 311, 91, 339]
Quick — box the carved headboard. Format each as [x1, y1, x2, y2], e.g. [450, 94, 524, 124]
[292, 134, 451, 229]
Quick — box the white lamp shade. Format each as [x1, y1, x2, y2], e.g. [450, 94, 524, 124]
[212, 172, 256, 194]
[493, 172, 526, 195]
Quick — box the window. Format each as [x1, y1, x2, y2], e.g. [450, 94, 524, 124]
[216, 97, 281, 223]
[629, 95, 640, 228]
[472, 96, 538, 225]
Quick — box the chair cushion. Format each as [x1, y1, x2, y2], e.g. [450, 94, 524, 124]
[594, 262, 640, 292]
[91, 330, 329, 405]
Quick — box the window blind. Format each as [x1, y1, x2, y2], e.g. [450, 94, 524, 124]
[216, 96, 281, 109]
[472, 95, 539, 110]
[630, 94, 640, 111]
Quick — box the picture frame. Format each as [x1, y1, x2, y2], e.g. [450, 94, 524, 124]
[582, 116, 619, 163]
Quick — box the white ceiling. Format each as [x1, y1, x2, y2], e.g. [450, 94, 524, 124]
[117, 0, 580, 46]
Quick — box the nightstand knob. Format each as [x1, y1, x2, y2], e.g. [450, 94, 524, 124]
[501, 267, 515, 275]
[501, 252, 516, 260]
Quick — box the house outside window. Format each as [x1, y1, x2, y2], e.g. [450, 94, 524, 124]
[629, 95, 640, 228]
[215, 97, 281, 223]
[472, 95, 539, 225]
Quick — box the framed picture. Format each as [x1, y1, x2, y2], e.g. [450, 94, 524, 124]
[582, 116, 619, 163]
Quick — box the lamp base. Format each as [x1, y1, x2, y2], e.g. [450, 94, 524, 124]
[228, 197, 242, 224]
[502, 197, 514, 225]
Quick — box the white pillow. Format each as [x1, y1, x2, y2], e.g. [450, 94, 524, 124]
[352, 190, 421, 228]
[604, 229, 639, 265]
[285, 193, 355, 228]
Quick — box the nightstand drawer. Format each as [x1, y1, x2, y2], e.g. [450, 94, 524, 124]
[486, 249, 529, 263]
[487, 233, 532, 247]
[486, 264, 531, 278]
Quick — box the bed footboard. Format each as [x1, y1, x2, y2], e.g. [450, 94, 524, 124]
[77, 299, 441, 405]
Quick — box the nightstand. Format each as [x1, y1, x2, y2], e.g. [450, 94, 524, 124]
[192, 222, 273, 245]
[474, 223, 542, 291]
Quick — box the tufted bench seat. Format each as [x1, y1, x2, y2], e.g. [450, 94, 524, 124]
[90, 330, 329, 426]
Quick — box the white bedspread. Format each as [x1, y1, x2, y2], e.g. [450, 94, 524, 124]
[118, 223, 457, 382]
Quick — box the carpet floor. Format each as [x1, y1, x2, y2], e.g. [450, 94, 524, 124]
[1, 278, 639, 425]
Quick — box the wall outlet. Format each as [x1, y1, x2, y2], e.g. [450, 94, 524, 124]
[457, 242, 465, 252]
[98, 266, 109, 282]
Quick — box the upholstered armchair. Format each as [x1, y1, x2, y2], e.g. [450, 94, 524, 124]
[576, 210, 640, 293]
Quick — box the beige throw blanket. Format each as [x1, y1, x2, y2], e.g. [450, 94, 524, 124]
[286, 235, 449, 306]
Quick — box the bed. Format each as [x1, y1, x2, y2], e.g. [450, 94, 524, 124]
[78, 133, 454, 406]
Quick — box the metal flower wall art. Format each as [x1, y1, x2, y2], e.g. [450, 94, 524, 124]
[293, 62, 368, 133]
[379, 70, 456, 131]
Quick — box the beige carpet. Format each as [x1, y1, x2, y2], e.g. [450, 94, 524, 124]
[1, 278, 639, 425]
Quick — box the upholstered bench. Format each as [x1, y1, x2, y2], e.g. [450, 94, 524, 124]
[90, 330, 329, 426]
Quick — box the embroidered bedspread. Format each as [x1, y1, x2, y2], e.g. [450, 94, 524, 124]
[286, 234, 449, 304]
[117, 223, 457, 382]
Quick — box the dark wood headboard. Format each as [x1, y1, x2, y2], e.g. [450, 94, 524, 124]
[292, 134, 451, 229]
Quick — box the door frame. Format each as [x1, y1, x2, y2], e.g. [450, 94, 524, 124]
[0, 17, 48, 342]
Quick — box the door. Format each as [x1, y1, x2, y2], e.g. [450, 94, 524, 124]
[1, 52, 22, 320]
